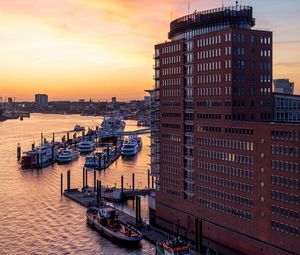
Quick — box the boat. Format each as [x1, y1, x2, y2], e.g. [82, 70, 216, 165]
[21, 141, 57, 168]
[57, 149, 79, 164]
[74, 124, 85, 132]
[86, 206, 142, 246]
[156, 237, 191, 255]
[99, 116, 126, 133]
[121, 139, 139, 157]
[85, 152, 104, 168]
[79, 141, 96, 153]
[131, 135, 142, 151]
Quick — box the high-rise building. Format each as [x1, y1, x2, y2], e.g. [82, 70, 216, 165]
[151, 4, 300, 255]
[35, 94, 48, 108]
[274, 79, 294, 94]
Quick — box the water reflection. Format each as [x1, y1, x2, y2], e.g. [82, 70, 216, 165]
[0, 114, 154, 254]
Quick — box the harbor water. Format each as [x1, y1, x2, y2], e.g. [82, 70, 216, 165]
[0, 114, 155, 255]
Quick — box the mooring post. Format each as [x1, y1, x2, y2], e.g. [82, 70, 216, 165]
[85, 168, 88, 187]
[82, 167, 85, 190]
[199, 219, 203, 253]
[97, 180, 100, 207]
[17, 143, 21, 161]
[93, 155, 96, 170]
[73, 133, 77, 149]
[135, 196, 139, 224]
[94, 170, 96, 192]
[52, 133, 55, 143]
[151, 175, 154, 189]
[61, 173, 63, 195]
[40, 153, 43, 170]
[121, 175, 124, 198]
[67, 132, 69, 142]
[195, 218, 199, 252]
[147, 169, 150, 189]
[107, 146, 110, 162]
[99, 180, 102, 200]
[132, 173, 135, 192]
[98, 154, 101, 169]
[67, 170, 70, 192]
[41, 133, 43, 146]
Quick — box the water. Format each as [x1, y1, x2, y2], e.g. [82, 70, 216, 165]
[0, 114, 155, 255]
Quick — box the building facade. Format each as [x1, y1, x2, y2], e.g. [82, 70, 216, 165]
[274, 79, 294, 94]
[273, 93, 300, 123]
[35, 94, 48, 108]
[152, 5, 300, 255]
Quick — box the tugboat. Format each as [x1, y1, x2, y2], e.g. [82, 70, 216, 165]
[156, 237, 191, 255]
[86, 206, 142, 246]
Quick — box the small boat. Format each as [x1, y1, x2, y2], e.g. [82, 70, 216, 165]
[79, 141, 96, 154]
[74, 124, 85, 132]
[57, 149, 79, 164]
[156, 237, 191, 255]
[121, 139, 139, 157]
[86, 206, 142, 246]
[132, 136, 142, 151]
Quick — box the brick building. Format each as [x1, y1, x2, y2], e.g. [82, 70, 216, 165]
[151, 4, 300, 255]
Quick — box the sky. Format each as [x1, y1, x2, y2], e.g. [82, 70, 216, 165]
[0, 0, 299, 101]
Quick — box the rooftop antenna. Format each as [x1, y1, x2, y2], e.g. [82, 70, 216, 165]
[222, 0, 224, 8]
[236, 1, 239, 7]
[188, 1, 190, 15]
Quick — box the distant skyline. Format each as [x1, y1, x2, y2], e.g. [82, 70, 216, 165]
[0, 0, 299, 101]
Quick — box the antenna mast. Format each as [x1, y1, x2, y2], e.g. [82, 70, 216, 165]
[188, 2, 190, 15]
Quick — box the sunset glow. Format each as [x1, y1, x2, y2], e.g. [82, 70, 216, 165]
[0, 0, 299, 101]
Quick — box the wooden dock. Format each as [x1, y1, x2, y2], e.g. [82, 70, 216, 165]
[63, 189, 169, 245]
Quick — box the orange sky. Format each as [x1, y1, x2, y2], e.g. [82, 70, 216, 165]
[0, 0, 299, 101]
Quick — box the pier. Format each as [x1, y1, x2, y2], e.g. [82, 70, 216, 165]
[63, 189, 169, 245]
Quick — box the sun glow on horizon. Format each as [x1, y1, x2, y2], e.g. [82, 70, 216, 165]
[0, 0, 299, 101]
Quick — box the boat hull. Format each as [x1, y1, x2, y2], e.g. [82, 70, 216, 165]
[86, 213, 142, 246]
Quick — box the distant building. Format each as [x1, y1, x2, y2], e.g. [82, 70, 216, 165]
[7, 97, 14, 110]
[274, 93, 300, 122]
[273, 79, 294, 94]
[35, 94, 48, 108]
[79, 99, 85, 102]
[144, 96, 151, 107]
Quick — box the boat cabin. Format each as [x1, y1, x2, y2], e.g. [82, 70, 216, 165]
[98, 207, 116, 219]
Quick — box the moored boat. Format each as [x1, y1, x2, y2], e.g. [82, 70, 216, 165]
[121, 139, 139, 157]
[79, 141, 95, 154]
[86, 206, 142, 246]
[21, 141, 57, 168]
[99, 116, 126, 133]
[156, 237, 191, 255]
[57, 149, 79, 164]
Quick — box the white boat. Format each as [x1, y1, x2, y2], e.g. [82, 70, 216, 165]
[121, 139, 139, 157]
[21, 141, 57, 168]
[74, 124, 85, 132]
[99, 116, 126, 133]
[130, 135, 142, 151]
[57, 150, 79, 164]
[79, 141, 96, 153]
